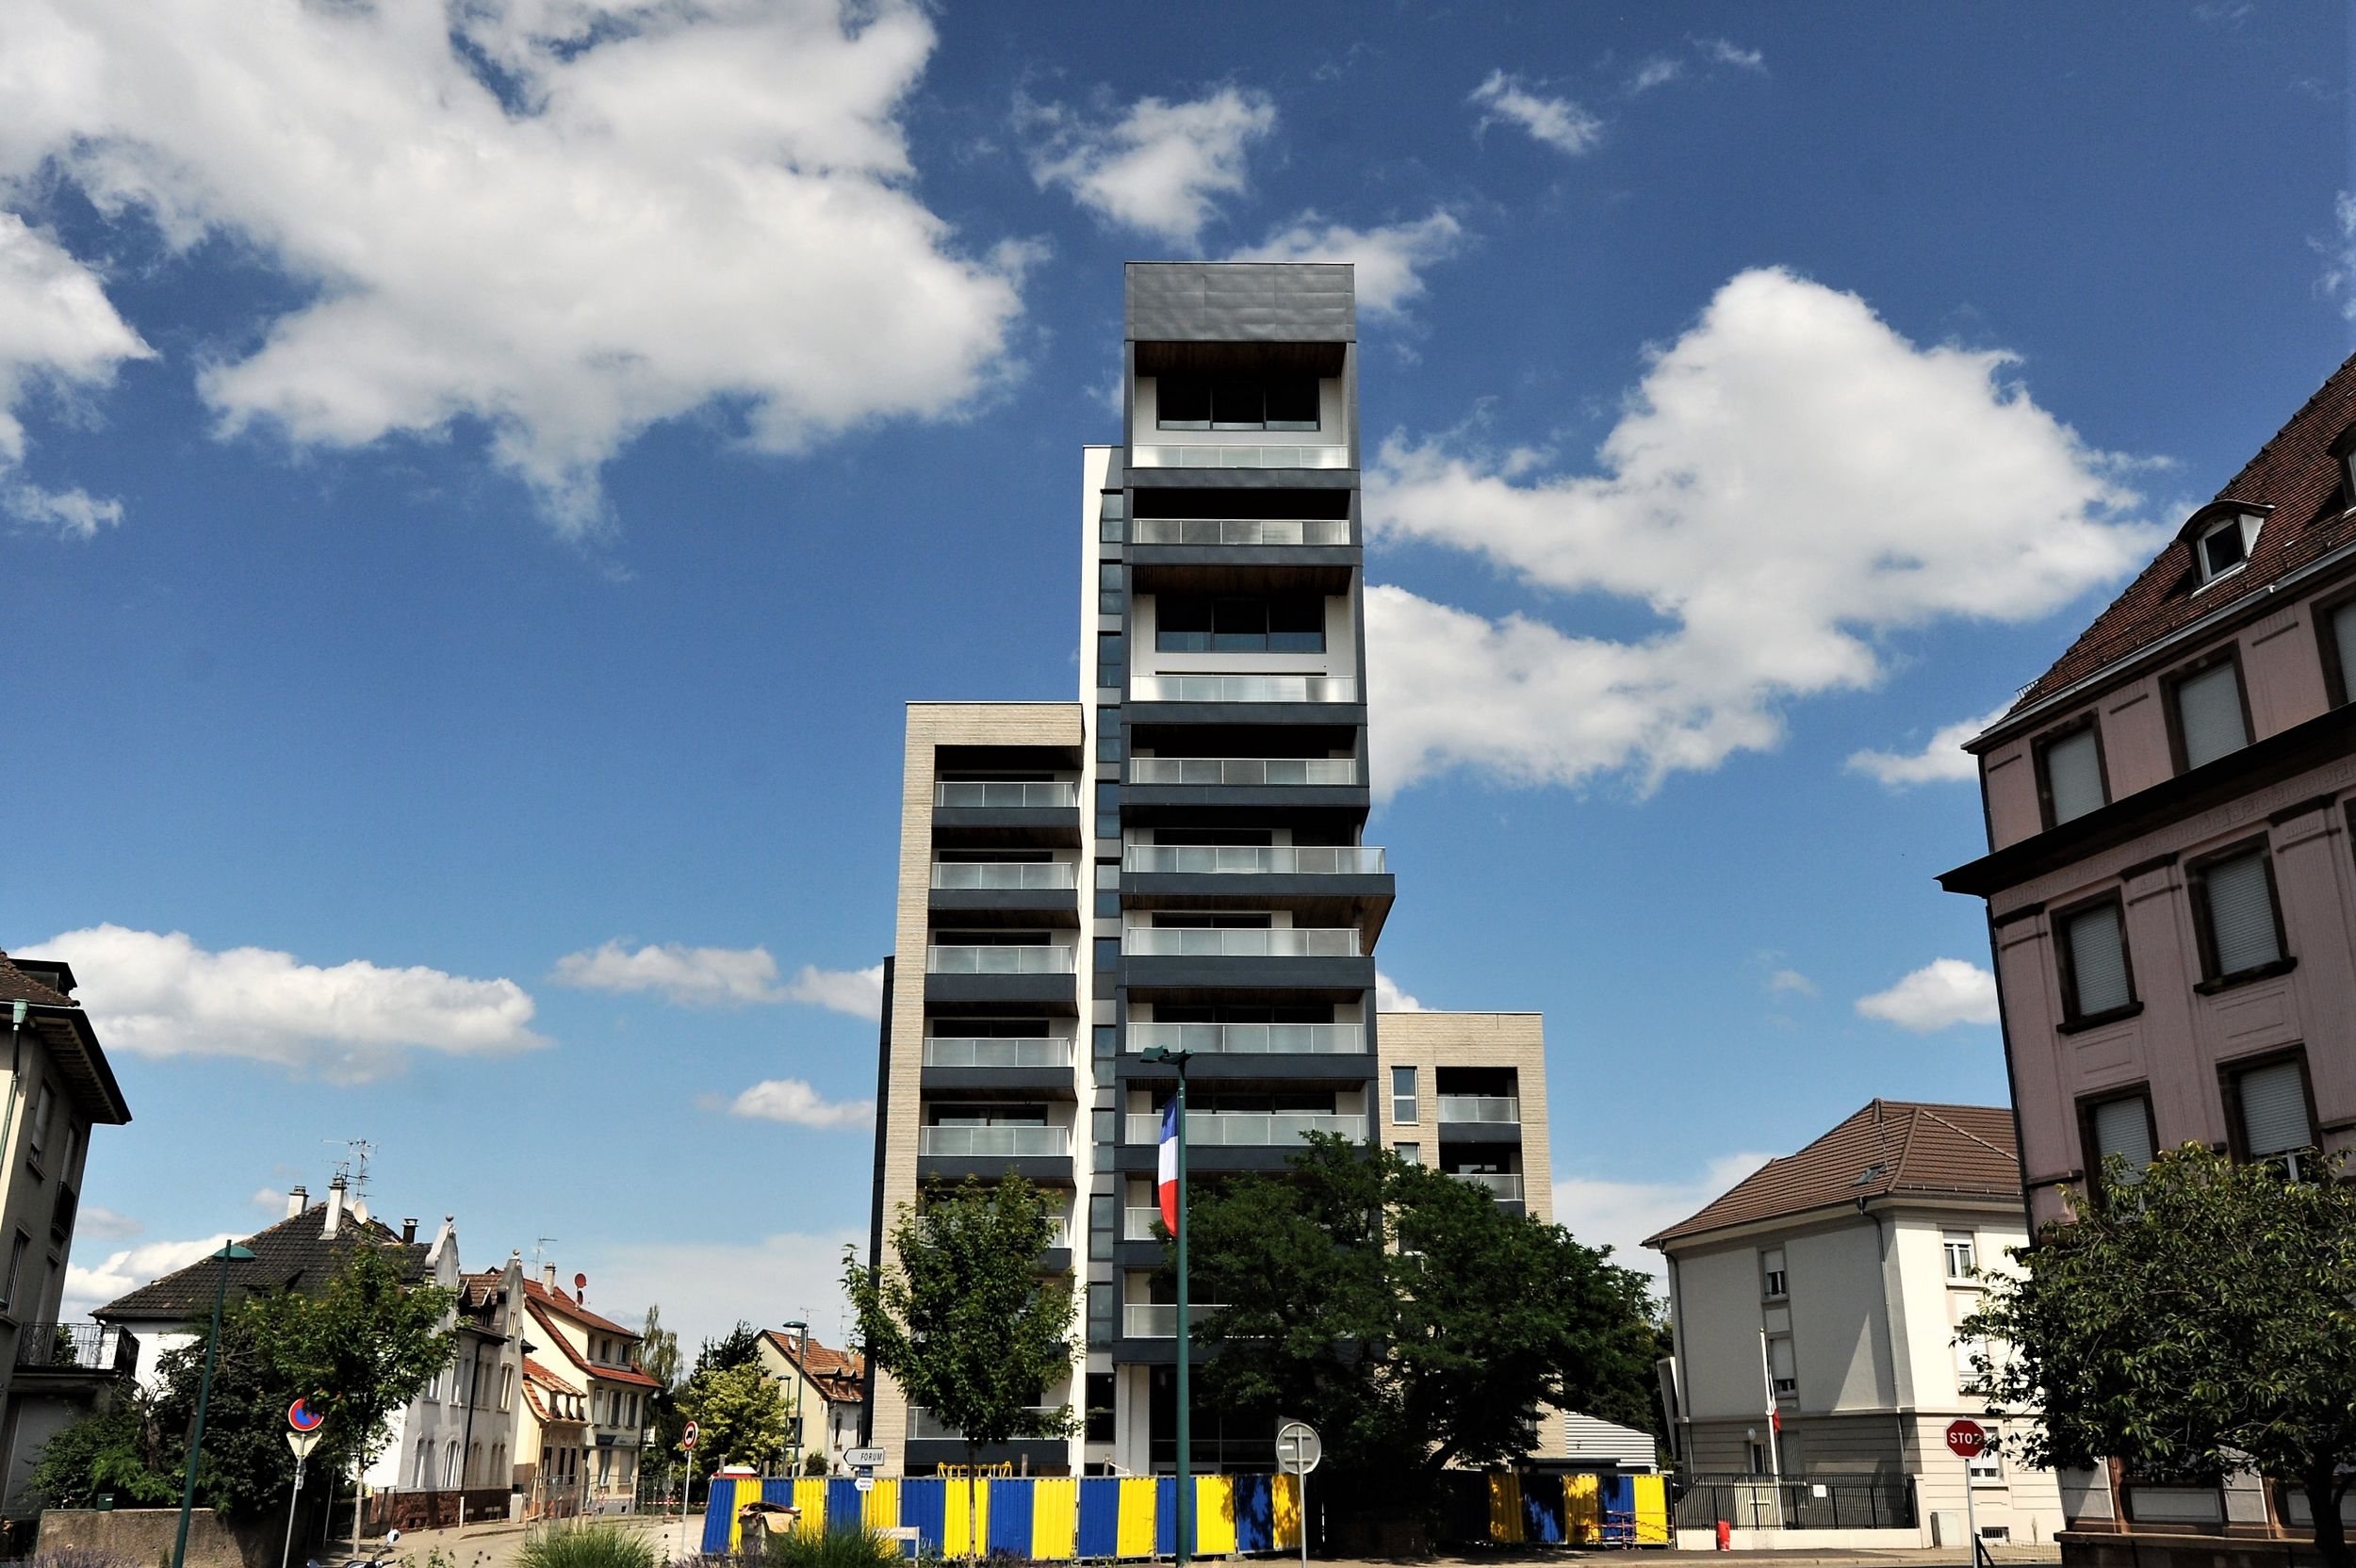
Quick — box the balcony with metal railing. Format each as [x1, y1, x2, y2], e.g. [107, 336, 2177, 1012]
[933, 781, 1079, 809]
[917, 1125, 1072, 1158]
[1129, 674, 1357, 704]
[1124, 1111, 1366, 1146]
[1126, 757, 1359, 787]
[1448, 1171, 1525, 1201]
[1122, 844, 1385, 875]
[930, 861, 1079, 890]
[1123, 1206, 1166, 1242]
[1129, 517, 1351, 547]
[1125, 1021, 1363, 1055]
[1435, 1094, 1521, 1124]
[1121, 927, 1358, 959]
[922, 1037, 1074, 1069]
[16, 1321, 136, 1376]
[1121, 1303, 1228, 1338]
[907, 1406, 1068, 1442]
[925, 944, 1077, 973]
[1129, 444, 1350, 471]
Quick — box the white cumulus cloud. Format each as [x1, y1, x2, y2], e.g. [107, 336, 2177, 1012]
[0, 211, 150, 531]
[1023, 86, 1276, 246]
[1856, 958, 2000, 1033]
[1847, 704, 2012, 788]
[32, 923, 545, 1081]
[2318, 192, 2356, 323]
[0, 0, 1028, 531]
[553, 939, 785, 1006]
[1695, 38, 1766, 72]
[1374, 972, 1427, 1012]
[75, 1205, 142, 1240]
[1364, 267, 2163, 797]
[1469, 72, 1603, 156]
[1553, 1150, 1776, 1279]
[727, 1077, 875, 1129]
[64, 1232, 237, 1319]
[585, 1225, 863, 1357]
[1230, 210, 1466, 319]
[1765, 968, 1817, 997]
[784, 962, 886, 1021]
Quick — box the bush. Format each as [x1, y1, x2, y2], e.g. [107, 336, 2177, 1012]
[766, 1528, 908, 1568]
[517, 1524, 659, 1568]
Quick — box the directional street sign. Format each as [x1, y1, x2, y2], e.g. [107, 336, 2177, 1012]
[681, 1420, 699, 1452]
[1945, 1419, 1988, 1460]
[844, 1447, 887, 1469]
[855, 1476, 875, 1494]
[286, 1428, 323, 1460]
[287, 1398, 324, 1432]
[1275, 1421, 1321, 1475]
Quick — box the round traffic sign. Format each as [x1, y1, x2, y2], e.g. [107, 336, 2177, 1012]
[1945, 1418, 1988, 1459]
[288, 1398, 324, 1432]
[1275, 1420, 1321, 1475]
[680, 1420, 699, 1452]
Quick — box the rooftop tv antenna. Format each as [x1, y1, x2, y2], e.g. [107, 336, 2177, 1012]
[322, 1137, 377, 1200]
[532, 1236, 560, 1271]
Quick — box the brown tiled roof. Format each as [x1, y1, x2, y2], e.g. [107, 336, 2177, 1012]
[2008, 351, 2356, 715]
[1645, 1100, 2021, 1248]
[97, 1200, 428, 1321]
[0, 953, 73, 1008]
[529, 1299, 661, 1389]
[762, 1330, 865, 1403]
[522, 1277, 643, 1340]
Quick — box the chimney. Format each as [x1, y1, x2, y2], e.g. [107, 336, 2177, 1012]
[286, 1184, 308, 1219]
[401, 1217, 417, 1244]
[542, 1261, 558, 1291]
[323, 1175, 346, 1239]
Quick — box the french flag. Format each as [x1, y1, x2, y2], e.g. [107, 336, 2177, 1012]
[1157, 1098, 1182, 1235]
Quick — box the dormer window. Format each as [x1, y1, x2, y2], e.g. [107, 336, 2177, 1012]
[2332, 430, 2356, 510]
[2189, 507, 2264, 588]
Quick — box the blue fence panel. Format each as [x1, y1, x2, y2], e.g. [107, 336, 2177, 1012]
[1232, 1475, 1275, 1552]
[701, 1478, 740, 1553]
[1523, 1475, 1565, 1544]
[1077, 1477, 1121, 1559]
[1154, 1478, 1203, 1558]
[827, 1478, 864, 1532]
[762, 1479, 797, 1508]
[987, 1478, 1034, 1558]
[899, 1478, 947, 1554]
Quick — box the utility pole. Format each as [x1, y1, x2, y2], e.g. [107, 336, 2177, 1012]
[172, 1243, 255, 1568]
[1141, 1047, 1194, 1568]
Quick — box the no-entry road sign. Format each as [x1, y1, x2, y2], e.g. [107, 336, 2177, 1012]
[1945, 1418, 1988, 1460]
[681, 1420, 699, 1452]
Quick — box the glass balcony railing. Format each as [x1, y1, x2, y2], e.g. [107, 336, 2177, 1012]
[918, 1125, 1072, 1158]
[925, 945, 1076, 974]
[930, 861, 1079, 890]
[1435, 1094, 1522, 1124]
[908, 1405, 1066, 1441]
[1123, 844, 1385, 875]
[1121, 928, 1359, 959]
[1127, 757, 1358, 787]
[1123, 1206, 1166, 1241]
[1124, 1111, 1367, 1146]
[1121, 1303, 1229, 1337]
[1129, 674, 1357, 704]
[933, 781, 1080, 808]
[1448, 1171, 1525, 1200]
[1130, 443, 1350, 470]
[1125, 1021, 1364, 1055]
[1129, 517, 1351, 547]
[922, 1037, 1074, 1069]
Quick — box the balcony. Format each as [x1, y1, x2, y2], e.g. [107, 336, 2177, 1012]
[1121, 1303, 1229, 1337]
[1124, 1111, 1367, 1146]
[923, 1037, 1073, 1068]
[1123, 845, 1384, 875]
[908, 1405, 1067, 1442]
[934, 781, 1078, 808]
[918, 1126, 1072, 1158]
[1449, 1171, 1525, 1201]
[1130, 444, 1349, 470]
[1436, 1094, 1521, 1124]
[1121, 927, 1358, 959]
[1127, 757, 1358, 787]
[1126, 1021, 1363, 1055]
[930, 861, 1078, 890]
[1130, 674, 1356, 704]
[1123, 1206, 1166, 1241]
[925, 945, 1076, 974]
[16, 1321, 136, 1376]
[1130, 518, 1350, 547]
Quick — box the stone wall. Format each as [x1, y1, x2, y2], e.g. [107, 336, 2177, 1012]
[2063, 1528, 2320, 1568]
[39, 1508, 250, 1568]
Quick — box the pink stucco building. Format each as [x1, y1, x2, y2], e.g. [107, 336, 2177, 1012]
[1941, 351, 2356, 1540]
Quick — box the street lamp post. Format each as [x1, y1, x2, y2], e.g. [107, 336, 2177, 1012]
[782, 1319, 809, 1474]
[172, 1241, 257, 1568]
[1140, 1047, 1193, 1568]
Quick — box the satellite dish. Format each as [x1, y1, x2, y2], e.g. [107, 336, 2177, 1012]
[575, 1272, 588, 1291]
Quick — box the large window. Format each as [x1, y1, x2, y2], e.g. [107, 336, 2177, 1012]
[2321, 596, 2356, 708]
[2168, 656, 2250, 772]
[1390, 1066, 1417, 1125]
[2226, 1054, 2316, 1180]
[1155, 594, 1325, 653]
[2190, 844, 2285, 987]
[1943, 1233, 1977, 1282]
[1156, 374, 1320, 432]
[2083, 1090, 2155, 1186]
[2055, 897, 2135, 1024]
[2036, 721, 2107, 827]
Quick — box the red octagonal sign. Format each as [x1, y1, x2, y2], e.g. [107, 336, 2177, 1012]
[1946, 1418, 1988, 1459]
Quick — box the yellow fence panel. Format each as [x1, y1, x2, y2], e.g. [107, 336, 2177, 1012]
[1116, 1477, 1157, 1560]
[1195, 1477, 1238, 1556]
[1273, 1474, 1301, 1550]
[861, 1478, 899, 1534]
[942, 1477, 990, 1558]
[1487, 1473, 1524, 1544]
[1565, 1473, 1603, 1544]
[794, 1478, 827, 1536]
[1030, 1477, 1077, 1560]
[1632, 1474, 1671, 1544]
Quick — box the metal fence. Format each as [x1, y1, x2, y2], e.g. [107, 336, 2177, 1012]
[15, 1321, 134, 1374]
[1670, 1474, 1915, 1531]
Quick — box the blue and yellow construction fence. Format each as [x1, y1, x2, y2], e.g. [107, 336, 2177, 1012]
[699, 1469, 1669, 1556]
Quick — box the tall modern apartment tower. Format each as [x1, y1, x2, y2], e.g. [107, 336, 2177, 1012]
[866, 262, 1556, 1478]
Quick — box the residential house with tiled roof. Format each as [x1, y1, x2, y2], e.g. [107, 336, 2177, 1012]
[366, 1247, 527, 1529]
[1940, 351, 2356, 1542]
[515, 1265, 655, 1513]
[0, 951, 134, 1517]
[1645, 1101, 2062, 1550]
[754, 1330, 865, 1473]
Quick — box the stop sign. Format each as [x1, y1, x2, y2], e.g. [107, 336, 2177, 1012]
[1945, 1418, 1988, 1459]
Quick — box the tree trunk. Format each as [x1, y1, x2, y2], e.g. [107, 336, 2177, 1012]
[965, 1440, 979, 1563]
[2309, 1470, 2350, 1568]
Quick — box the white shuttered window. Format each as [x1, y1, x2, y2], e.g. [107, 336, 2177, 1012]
[2043, 727, 2106, 825]
[2091, 1095, 2154, 1178]
[2063, 903, 2133, 1017]
[2200, 851, 2282, 977]
[2234, 1061, 2313, 1171]
[2173, 662, 2249, 770]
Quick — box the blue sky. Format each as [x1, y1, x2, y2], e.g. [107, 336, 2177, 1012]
[3, 0, 2350, 1347]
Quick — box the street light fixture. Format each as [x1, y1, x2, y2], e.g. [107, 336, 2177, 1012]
[782, 1319, 810, 1475]
[1137, 1046, 1194, 1568]
[172, 1241, 257, 1568]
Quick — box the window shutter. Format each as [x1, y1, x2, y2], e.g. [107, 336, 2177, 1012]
[2335, 602, 2356, 705]
[2092, 1096, 2153, 1171]
[2045, 728, 2105, 824]
[2064, 904, 2132, 1016]
[2175, 663, 2248, 769]
[2202, 852, 2282, 975]
[2236, 1061, 2311, 1157]
[1769, 1337, 1795, 1380]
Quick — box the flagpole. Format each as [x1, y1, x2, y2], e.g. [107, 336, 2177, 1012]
[1759, 1331, 1783, 1528]
[1142, 1047, 1194, 1568]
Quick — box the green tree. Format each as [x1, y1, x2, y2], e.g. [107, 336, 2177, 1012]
[31, 1245, 455, 1519]
[641, 1304, 686, 1500]
[695, 1320, 762, 1374]
[844, 1176, 1076, 1553]
[679, 1361, 788, 1472]
[1962, 1146, 2356, 1568]
[1186, 1135, 1661, 1523]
